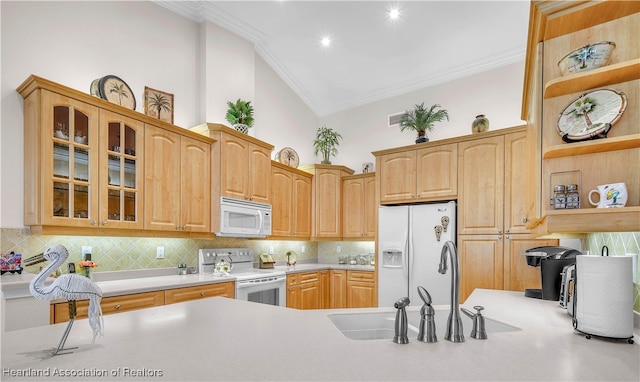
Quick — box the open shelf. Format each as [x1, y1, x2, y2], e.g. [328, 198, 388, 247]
[544, 206, 640, 233]
[544, 59, 640, 99]
[543, 134, 640, 159]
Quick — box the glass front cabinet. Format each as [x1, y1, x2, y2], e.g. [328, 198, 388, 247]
[22, 84, 144, 230]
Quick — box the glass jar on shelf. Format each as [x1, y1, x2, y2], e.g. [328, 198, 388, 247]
[553, 185, 567, 209]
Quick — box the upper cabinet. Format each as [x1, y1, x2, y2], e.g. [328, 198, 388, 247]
[342, 173, 376, 239]
[299, 164, 354, 239]
[522, 1, 640, 233]
[18, 75, 215, 237]
[374, 142, 457, 204]
[270, 161, 312, 239]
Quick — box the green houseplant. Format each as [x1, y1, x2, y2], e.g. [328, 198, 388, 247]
[313, 125, 342, 164]
[225, 98, 254, 134]
[399, 102, 449, 143]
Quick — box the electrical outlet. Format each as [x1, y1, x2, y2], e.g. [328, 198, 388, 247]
[81, 246, 92, 258]
[156, 246, 165, 259]
[269, 246, 274, 255]
[301, 245, 305, 254]
[336, 245, 341, 253]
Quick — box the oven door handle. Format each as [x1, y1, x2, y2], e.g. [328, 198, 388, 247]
[236, 277, 285, 288]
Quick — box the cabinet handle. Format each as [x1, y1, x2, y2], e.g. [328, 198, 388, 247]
[506, 235, 511, 239]
[176, 225, 181, 230]
[498, 236, 502, 240]
[506, 228, 510, 233]
[200, 292, 206, 297]
[114, 304, 121, 310]
[522, 216, 529, 224]
[497, 229, 502, 234]
[182, 225, 187, 230]
[102, 221, 108, 226]
[91, 220, 97, 226]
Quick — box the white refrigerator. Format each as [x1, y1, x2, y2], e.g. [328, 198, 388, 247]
[377, 201, 456, 307]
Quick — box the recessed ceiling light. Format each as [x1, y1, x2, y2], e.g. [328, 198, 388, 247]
[389, 8, 400, 20]
[321, 36, 331, 47]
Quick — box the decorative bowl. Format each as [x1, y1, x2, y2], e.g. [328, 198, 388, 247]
[74, 135, 87, 144]
[54, 130, 68, 139]
[558, 41, 616, 76]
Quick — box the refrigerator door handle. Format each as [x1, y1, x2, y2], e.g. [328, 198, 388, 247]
[407, 207, 413, 275]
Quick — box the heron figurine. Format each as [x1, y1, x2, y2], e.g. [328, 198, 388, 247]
[28, 245, 104, 356]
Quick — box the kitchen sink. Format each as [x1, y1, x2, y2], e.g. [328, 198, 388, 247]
[328, 310, 520, 340]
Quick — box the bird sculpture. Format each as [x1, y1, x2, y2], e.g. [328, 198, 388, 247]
[29, 245, 104, 352]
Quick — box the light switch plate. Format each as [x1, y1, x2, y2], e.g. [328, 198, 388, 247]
[156, 246, 165, 259]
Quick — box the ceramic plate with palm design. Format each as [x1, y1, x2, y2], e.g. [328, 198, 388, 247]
[556, 89, 626, 142]
[277, 147, 299, 168]
[92, 75, 136, 110]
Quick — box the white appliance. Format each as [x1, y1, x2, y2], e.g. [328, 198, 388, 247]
[198, 248, 286, 307]
[378, 201, 456, 307]
[217, 197, 272, 238]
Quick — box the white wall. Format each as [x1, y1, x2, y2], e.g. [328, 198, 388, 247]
[319, 61, 526, 172]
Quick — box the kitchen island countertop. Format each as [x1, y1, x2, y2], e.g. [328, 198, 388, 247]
[1, 289, 637, 381]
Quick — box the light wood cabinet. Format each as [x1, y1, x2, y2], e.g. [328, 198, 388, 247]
[164, 282, 235, 304]
[18, 75, 215, 237]
[52, 291, 164, 323]
[346, 271, 376, 308]
[190, 123, 273, 234]
[522, 1, 640, 233]
[329, 270, 347, 309]
[299, 164, 354, 239]
[287, 272, 322, 310]
[270, 161, 312, 238]
[342, 173, 376, 239]
[375, 142, 457, 204]
[320, 270, 330, 309]
[144, 125, 211, 232]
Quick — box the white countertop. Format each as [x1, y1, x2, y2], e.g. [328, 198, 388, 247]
[1, 289, 638, 381]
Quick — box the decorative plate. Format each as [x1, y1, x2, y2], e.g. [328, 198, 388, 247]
[277, 147, 299, 168]
[556, 89, 627, 143]
[90, 75, 136, 110]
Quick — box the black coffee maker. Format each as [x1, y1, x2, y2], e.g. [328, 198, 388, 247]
[523, 246, 582, 300]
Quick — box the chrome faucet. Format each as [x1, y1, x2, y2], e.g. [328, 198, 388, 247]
[393, 297, 410, 344]
[438, 241, 464, 342]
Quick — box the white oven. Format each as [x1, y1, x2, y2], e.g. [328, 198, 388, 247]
[235, 273, 286, 307]
[198, 248, 286, 307]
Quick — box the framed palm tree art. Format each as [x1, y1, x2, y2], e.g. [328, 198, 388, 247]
[144, 86, 174, 124]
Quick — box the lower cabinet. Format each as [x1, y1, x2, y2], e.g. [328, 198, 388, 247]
[164, 282, 235, 305]
[287, 272, 321, 310]
[346, 271, 376, 308]
[51, 281, 235, 323]
[329, 270, 347, 308]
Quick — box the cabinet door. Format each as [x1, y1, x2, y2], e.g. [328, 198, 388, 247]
[320, 270, 330, 309]
[52, 291, 164, 323]
[346, 281, 376, 308]
[363, 174, 377, 238]
[416, 143, 458, 199]
[220, 133, 250, 200]
[342, 178, 365, 238]
[503, 236, 558, 292]
[378, 151, 416, 203]
[271, 166, 294, 236]
[458, 235, 504, 302]
[164, 282, 235, 304]
[249, 143, 271, 203]
[330, 270, 347, 309]
[458, 136, 505, 235]
[99, 110, 144, 229]
[292, 173, 312, 237]
[314, 169, 343, 237]
[40, 91, 100, 227]
[504, 131, 530, 234]
[144, 126, 181, 231]
[180, 137, 211, 232]
[300, 281, 321, 309]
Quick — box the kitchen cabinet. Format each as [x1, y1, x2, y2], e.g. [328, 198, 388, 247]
[164, 282, 235, 304]
[52, 291, 164, 323]
[18, 75, 215, 237]
[270, 161, 312, 238]
[374, 142, 457, 204]
[320, 270, 330, 309]
[144, 125, 212, 232]
[286, 272, 322, 310]
[190, 123, 273, 234]
[346, 271, 376, 308]
[329, 270, 347, 309]
[299, 164, 354, 239]
[522, 1, 640, 233]
[342, 173, 376, 239]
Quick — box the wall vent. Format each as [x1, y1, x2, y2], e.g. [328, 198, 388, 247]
[388, 112, 406, 128]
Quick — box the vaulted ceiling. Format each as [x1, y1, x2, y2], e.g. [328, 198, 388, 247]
[155, 1, 531, 116]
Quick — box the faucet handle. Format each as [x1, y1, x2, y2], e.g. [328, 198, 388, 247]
[417, 286, 432, 306]
[473, 305, 484, 314]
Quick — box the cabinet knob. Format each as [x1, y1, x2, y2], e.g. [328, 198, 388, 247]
[182, 225, 187, 230]
[506, 228, 510, 233]
[200, 292, 206, 297]
[91, 220, 97, 226]
[522, 216, 529, 224]
[114, 304, 121, 310]
[102, 221, 108, 226]
[497, 229, 502, 234]
[176, 225, 181, 230]
[506, 235, 511, 239]
[498, 236, 502, 240]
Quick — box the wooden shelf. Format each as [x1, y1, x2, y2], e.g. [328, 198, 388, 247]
[544, 59, 640, 99]
[544, 206, 640, 233]
[543, 134, 640, 159]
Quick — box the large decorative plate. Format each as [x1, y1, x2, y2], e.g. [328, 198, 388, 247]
[90, 75, 136, 110]
[556, 89, 627, 143]
[276, 147, 299, 168]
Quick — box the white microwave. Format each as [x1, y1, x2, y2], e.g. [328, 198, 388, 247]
[217, 197, 272, 238]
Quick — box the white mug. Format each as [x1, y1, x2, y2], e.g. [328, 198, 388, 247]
[588, 183, 627, 208]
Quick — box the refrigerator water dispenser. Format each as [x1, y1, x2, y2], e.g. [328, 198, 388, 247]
[383, 250, 403, 268]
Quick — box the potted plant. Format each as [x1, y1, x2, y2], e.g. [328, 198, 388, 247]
[313, 125, 342, 164]
[399, 102, 449, 143]
[225, 98, 254, 134]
